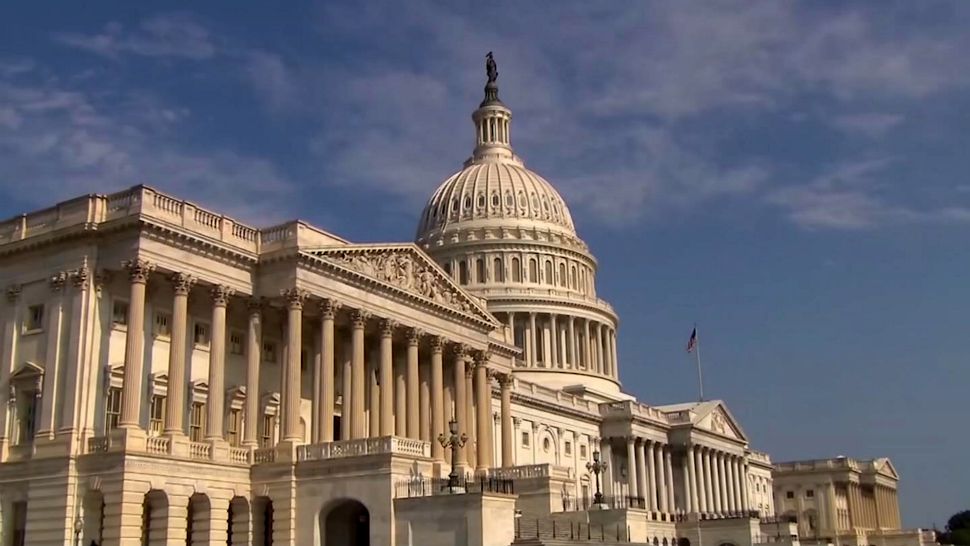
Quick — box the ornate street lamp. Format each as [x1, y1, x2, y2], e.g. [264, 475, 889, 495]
[437, 419, 468, 493]
[586, 450, 608, 507]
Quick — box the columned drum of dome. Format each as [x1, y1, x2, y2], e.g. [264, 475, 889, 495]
[415, 55, 620, 395]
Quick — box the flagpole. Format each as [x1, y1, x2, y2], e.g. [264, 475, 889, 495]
[694, 325, 704, 402]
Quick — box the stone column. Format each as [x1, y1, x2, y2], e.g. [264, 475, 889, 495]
[567, 317, 576, 369]
[430, 336, 445, 461]
[378, 319, 395, 436]
[57, 267, 91, 438]
[340, 337, 352, 441]
[595, 323, 604, 374]
[583, 319, 591, 370]
[497, 374, 513, 467]
[319, 299, 337, 442]
[655, 443, 668, 512]
[704, 449, 716, 514]
[281, 289, 305, 442]
[742, 461, 751, 512]
[452, 344, 468, 466]
[0, 285, 21, 457]
[242, 299, 261, 447]
[733, 457, 744, 513]
[164, 274, 194, 436]
[696, 447, 708, 514]
[350, 310, 367, 439]
[711, 451, 723, 514]
[474, 352, 491, 472]
[119, 259, 153, 428]
[206, 285, 232, 442]
[636, 439, 647, 506]
[37, 273, 65, 438]
[647, 441, 658, 510]
[394, 352, 406, 435]
[549, 314, 558, 368]
[405, 328, 420, 439]
[419, 358, 430, 441]
[687, 446, 699, 513]
[528, 312, 537, 367]
[724, 455, 737, 514]
[465, 364, 476, 468]
[664, 447, 675, 511]
[626, 437, 638, 501]
[610, 329, 619, 378]
[600, 440, 613, 498]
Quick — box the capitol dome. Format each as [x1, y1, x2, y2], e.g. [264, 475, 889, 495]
[416, 56, 621, 396]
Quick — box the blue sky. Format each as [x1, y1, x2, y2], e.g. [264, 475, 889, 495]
[2, 1, 968, 527]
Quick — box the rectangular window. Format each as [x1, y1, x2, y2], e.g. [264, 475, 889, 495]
[786, 491, 794, 499]
[148, 395, 166, 436]
[521, 431, 530, 447]
[153, 312, 171, 338]
[111, 300, 129, 327]
[227, 409, 242, 447]
[18, 394, 39, 444]
[229, 331, 244, 355]
[104, 387, 122, 433]
[189, 402, 206, 442]
[564, 441, 572, 456]
[194, 322, 210, 347]
[580, 444, 588, 459]
[262, 341, 277, 363]
[260, 414, 276, 448]
[806, 489, 814, 498]
[23, 304, 44, 333]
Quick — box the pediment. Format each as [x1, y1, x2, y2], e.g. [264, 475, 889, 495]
[303, 244, 498, 327]
[874, 458, 898, 479]
[10, 361, 44, 381]
[695, 402, 748, 443]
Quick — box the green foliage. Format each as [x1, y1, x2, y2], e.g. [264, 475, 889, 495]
[942, 511, 970, 545]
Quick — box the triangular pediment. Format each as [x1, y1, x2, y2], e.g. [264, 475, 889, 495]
[874, 458, 898, 479]
[10, 361, 44, 381]
[303, 244, 498, 327]
[688, 401, 748, 443]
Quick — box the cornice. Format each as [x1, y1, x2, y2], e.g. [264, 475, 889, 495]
[510, 391, 603, 425]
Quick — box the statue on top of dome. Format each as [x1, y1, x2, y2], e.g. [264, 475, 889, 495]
[486, 52, 498, 84]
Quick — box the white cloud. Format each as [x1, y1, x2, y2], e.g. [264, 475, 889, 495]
[53, 13, 216, 61]
[831, 113, 904, 138]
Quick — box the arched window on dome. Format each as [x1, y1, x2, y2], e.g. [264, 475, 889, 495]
[511, 258, 521, 282]
[475, 258, 486, 284]
[458, 261, 469, 285]
[528, 258, 538, 283]
[570, 265, 577, 289]
[444, 262, 452, 277]
[493, 257, 504, 282]
[544, 261, 553, 285]
[579, 269, 586, 294]
[558, 263, 566, 287]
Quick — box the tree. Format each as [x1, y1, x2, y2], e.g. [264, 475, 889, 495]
[942, 510, 970, 545]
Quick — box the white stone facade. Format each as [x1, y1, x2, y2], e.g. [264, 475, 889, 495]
[0, 66, 911, 546]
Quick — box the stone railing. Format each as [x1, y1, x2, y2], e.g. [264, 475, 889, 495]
[146, 436, 171, 455]
[601, 400, 669, 424]
[87, 436, 110, 453]
[774, 457, 859, 472]
[296, 436, 431, 462]
[490, 463, 552, 479]
[747, 450, 772, 465]
[513, 380, 600, 415]
[229, 447, 251, 465]
[474, 286, 615, 315]
[0, 185, 348, 254]
[253, 447, 276, 464]
[189, 441, 211, 461]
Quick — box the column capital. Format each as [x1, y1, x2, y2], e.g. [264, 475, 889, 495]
[497, 373, 514, 388]
[70, 265, 90, 289]
[49, 271, 67, 293]
[450, 342, 470, 359]
[405, 326, 423, 345]
[122, 258, 154, 283]
[350, 308, 369, 327]
[473, 350, 491, 366]
[319, 298, 340, 319]
[429, 334, 445, 352]
[5, 284, 21, 302]
[211, 284, 234, 306]
[379, 318, 396, 337]
[280, 287, 308, 309]
[170, 272, 196, 296]
[247, 296, 266, 314]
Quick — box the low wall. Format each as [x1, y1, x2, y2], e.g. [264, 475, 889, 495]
[395, 492, 517, 546]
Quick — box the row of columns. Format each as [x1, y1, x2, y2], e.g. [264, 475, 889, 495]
[685, 445, 750, 516]
[503, 311, 618, 379]
[115, 260, 517, 472]
[847, 482, 900, 530]
[622, 438, 676, 513]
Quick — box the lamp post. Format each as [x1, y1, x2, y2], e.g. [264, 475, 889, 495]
[587, 449, 608, 508]
[438, 419, 467, 493]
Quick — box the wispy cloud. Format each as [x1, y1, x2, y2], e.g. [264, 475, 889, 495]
[53, 13, 217, 61]
[831, 113, 904, 138]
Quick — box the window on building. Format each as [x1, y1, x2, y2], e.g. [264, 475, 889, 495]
[23, 304, 44, 333]
[262, 341, 277, 363]
[580, 444, 587, 459]
[17, 392, 39, 444]
[571, 266, 578, 289]
[786, 491, 794, 499]
[261, 414, 276, 448]
[493, 258, 504, 282]
[230, 331, 244, 355]
[458, 261, 469, 285]
[544, 261, 554, 285]
[806, 489, 814, 498]
[564, 441, 572, 456]
[153, 312, 171, 338]
[543, 437, 551, 452]
[581, 484, 590, 502]
[104, 387, 122, 433]
[559, 263, 566, 286]
[149, 395, 165, 436]
[529, 258, 538, 283]
[227, 408, 242, 447]
[189, 402, 206, 442]
[194, 322, 210, 347]
[111, 300, 129, 327]
[511, 258, 521, 282]
[476, 258, 486, 283]
[521, 431, 530, 447]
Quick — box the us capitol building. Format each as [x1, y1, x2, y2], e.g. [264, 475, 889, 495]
[0, 59, 931, 546]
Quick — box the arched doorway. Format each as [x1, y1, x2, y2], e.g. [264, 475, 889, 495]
[186, 493, 211, 545]
[321, 499, 369, 546]
[252, 497, 273, 546]
[141, 490, 169, 546]
[227, 496, 250, 546]
[82, 489, 105, 544]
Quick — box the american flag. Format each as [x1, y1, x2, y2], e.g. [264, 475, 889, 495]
[686, 327, 697, 353]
